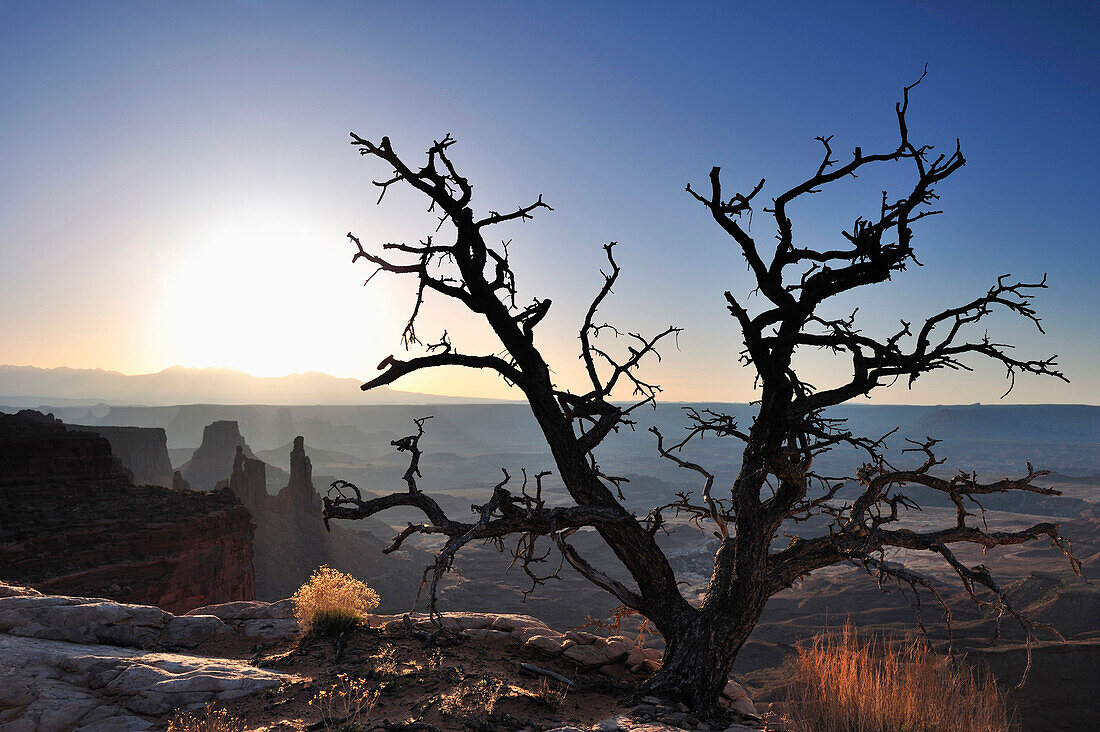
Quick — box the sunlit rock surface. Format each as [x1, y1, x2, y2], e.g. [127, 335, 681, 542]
[0, 585, 294, 731]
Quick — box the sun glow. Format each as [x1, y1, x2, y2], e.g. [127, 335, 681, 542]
[159, 210, 388, 378]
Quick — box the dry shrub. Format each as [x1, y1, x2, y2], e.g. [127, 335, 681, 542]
[437, 686, 466, 718]
[310, 673, 380, 730]
[783, 621, 1016, 732]
[292, 565, 380, 635]
[471, 677, 505, 715]
[535, 677, 569, 709]
[166, 704, 245, 732]
[369, 646, 399, 679]
[576, 604, 657, 648]
[439, 676, 505, 719]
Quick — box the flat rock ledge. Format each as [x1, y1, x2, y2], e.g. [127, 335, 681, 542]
[0, 584, 297, 731]
[185, 598, 299, 642]
[0, 583, 299, 650]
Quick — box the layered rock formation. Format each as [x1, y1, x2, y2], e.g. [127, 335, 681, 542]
[277, 436, 322, 514]
[0, 411, 255, 613]
[172, 470, 190, 491]
[71, 424, 174, 488]
[176, 420, 256, 492]
[176, 419, 289, 493]
[213, 429, 427, 610]
[225, 446, 267, 510]
[0, 409, 117, 477]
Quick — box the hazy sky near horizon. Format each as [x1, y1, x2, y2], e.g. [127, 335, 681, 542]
[2, 1, 1097, 404]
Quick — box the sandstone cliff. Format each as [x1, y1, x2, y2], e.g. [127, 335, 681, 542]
[71, 424, 174, 487]
[172, 469, 191, 491]
[218, 431, 427, 611]
[177, 419, 289, 493]
[0, 411, 256, 613]
[275, 435, 322, 514]
[177, 420, 256, 492]
[223, 446, 268, 511]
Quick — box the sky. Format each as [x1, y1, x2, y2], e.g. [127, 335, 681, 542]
[2, 1, 1097, 404]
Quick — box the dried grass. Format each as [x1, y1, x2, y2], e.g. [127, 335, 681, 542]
[166, 704, 245, 732]
[291, 565, 380, 635]
[535, 677, 569, 709]
[368, 646, 399, 679]
[783, 621, 1017, 732]
[439, 676, 505, 719]
[309, 673, 380, 730]
[576, 604, 657, 648]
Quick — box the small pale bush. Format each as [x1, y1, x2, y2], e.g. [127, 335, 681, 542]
[166, 704, 245, 732]
[783, 621, 1016, 732]
[292, 565, 380, 635]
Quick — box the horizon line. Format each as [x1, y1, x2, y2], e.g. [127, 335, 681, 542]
[2, 363, 1096, 409]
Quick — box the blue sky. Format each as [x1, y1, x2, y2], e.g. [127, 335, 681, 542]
[1, 1, 1096, 403]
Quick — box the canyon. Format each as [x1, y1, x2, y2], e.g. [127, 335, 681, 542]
[0, 411, 255, 614]
[0, 408, 428, 618]
[197, 423, 429, 609]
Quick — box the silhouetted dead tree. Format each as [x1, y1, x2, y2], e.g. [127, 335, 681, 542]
[324, 72, 1077, 719]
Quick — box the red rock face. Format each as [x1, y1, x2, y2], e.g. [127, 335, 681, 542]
[27, 504, 256, 613]
[0, 411, 255, 613]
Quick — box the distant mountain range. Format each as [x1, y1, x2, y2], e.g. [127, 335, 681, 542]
[0, 365, 502, 406]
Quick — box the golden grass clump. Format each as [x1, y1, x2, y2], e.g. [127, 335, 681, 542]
[783, 621, 1016, 732]
[292, 565, 380, 635]
[166, 704, 245, 732]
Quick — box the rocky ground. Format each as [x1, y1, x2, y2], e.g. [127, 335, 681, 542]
[0, 583, 295, 731]
[0, 582, 770, 732]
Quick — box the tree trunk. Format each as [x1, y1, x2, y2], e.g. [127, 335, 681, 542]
[640, 610, 756, 719]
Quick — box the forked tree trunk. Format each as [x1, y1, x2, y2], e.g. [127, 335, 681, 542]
[641, 607, 761, 719]
[641, 527, 772, 718]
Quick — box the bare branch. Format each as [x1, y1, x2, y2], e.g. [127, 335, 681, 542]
[553, 528, 645, 610]
[476, 194, 553, 227]
[362, 352, 525, 391]
[651, 427, 728, 540]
